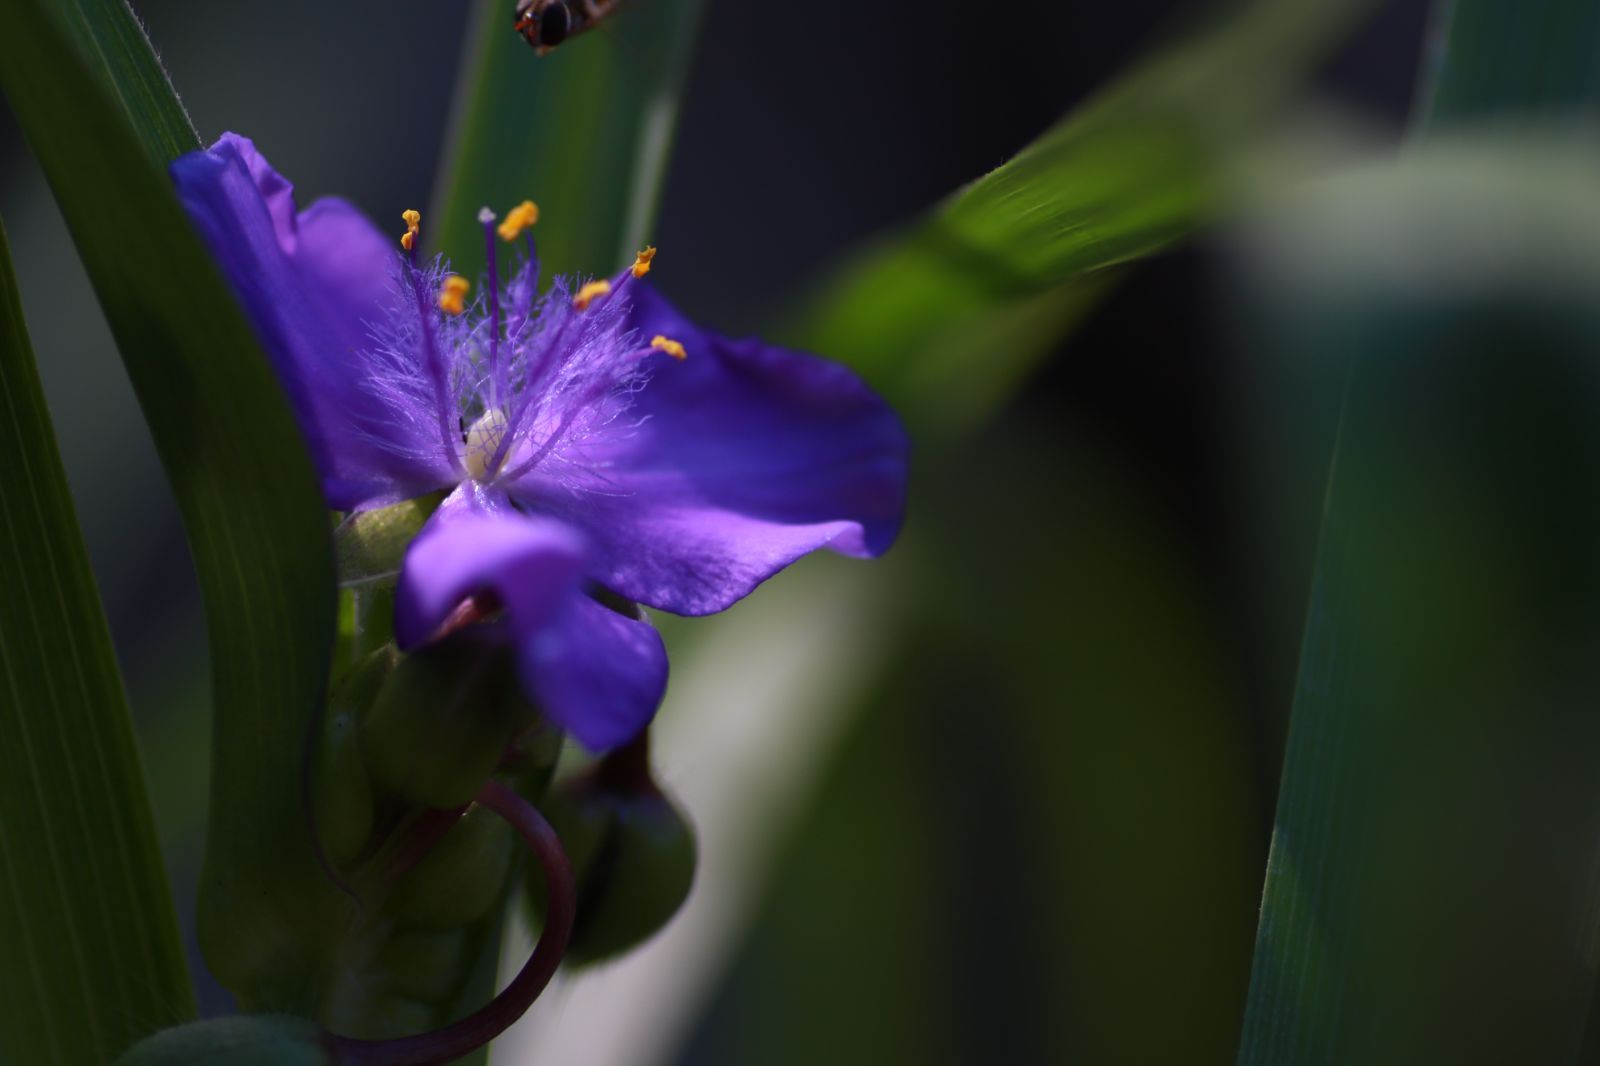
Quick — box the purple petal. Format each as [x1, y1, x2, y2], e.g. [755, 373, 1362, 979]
[171, 133, 455, 508]
[394, 484, 586, 649]
[508, 283, 909, 616]
[523, 594, 668, 752]
[395, 485, 667, 750]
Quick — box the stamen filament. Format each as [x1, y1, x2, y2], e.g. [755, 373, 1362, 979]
[485, 294, 585, 476]
[407, 262, 466, 474]
[480, 208, 505, 407]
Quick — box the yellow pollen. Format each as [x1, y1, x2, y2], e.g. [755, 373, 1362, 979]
[632, 246, 657, 278]
[498, 200, 540, 242]
[463, 408, 509, 481]
[573, 279, 612, 311]
[650, 335, 687, 361]
[439, 275, 470, 315]
[401, 208, 421, 250]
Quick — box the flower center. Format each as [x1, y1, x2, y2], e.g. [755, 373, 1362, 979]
[463, 407, 510, 482]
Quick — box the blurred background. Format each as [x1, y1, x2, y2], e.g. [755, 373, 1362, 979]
[0, 1, 1465, 1063]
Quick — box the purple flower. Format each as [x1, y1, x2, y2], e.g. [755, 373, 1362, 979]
[172, 134, 907, 750]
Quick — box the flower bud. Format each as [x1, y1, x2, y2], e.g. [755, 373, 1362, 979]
[334, 496, 438, 587]
[359, 629, 537, 809]
[528, 740, 696, 965]
[386, 801, 515, 928]
[111, 1016, 329, 1065]
[312, 647, 394, 867]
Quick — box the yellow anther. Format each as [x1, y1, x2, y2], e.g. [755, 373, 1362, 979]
[650, 335, 687, 361]
[439, 275, 470, 316]
[401, 208, 422, 250]
[573, 279, 612, 311]
[498, 200, 540, 242]
[632, 246, 657, 278]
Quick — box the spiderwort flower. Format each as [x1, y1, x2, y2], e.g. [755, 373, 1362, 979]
[172, 134, 907, 750]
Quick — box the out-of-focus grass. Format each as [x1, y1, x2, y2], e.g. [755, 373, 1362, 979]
[0, 0, 337, 1020]
[787, 0, 1381, 436]
[1238, 138, 1600, 1066]
[671, 425, 1263, 1066]
[428, 0, 704, 278]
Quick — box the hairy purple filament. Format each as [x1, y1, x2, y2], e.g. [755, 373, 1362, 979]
[406, 261, 467, 476]
[323, 780, 575, 1066]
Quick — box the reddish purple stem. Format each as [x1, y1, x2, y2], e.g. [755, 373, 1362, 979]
[323, 779, 575, 1065]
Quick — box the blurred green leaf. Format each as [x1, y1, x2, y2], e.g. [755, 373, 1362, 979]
[676, 430, 1263, 1066]
[39, 0, 199, 163]
[429, 0, 705, 278]
[0, 0, 337, 1011]
[788, 0, 1378, 432]
[1240, 4, 1600, 1059]
[0, 214, 195, 1065]
[1236, 144, 1600, 1066]
[1420, 0, 1600, 127]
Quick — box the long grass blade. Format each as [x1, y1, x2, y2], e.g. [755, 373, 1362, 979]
[0, 213, 196, 1064]
[0, 0, 338, 1011]
[428, 0, 706, 278]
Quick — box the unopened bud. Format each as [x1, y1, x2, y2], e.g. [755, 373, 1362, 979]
[360, 630, 539, 810]
[528, 738, 696, 965]
[387, 802, 515, 928]
[313, 647, 394, 867]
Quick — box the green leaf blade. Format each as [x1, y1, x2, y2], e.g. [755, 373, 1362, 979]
[790, 0, 1380, 429]
[0, 0, 338, 1011]
[429, 0, 705, 277]
[1421, 0, 1600, 126]
[1235, 143, 1600, 1066]
[45, 0, 199, 163]
[0, 215, 196, 1065]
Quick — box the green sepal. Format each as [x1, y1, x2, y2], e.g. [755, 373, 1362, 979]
[110, 1016, 329, 1066]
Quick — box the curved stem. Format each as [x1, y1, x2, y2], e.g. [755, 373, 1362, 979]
[323, 780, 575, 1065]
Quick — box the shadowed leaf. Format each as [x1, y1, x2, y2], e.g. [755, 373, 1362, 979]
[0, 0, 338, 1014]
[0, 214, 195, 1064]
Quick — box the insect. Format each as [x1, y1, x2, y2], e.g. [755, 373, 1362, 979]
[514, 0, 621, 53]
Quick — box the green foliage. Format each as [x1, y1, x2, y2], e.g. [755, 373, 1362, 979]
[1235, 144, 1600, 1066]
[428, 0, 705, 278]
[1238, 3, 1600, 1061]
[1421, 0, 1600, 127]
[685, 431, 1262, 1065]
[0, 215, 195, 1064]
[0, 0, 337, 1014]
[39, 0, 199, 163]
[789, 0, 1378, 433]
